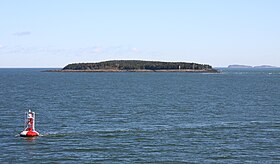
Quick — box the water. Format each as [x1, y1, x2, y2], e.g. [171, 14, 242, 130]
[0, 68, 280, 163]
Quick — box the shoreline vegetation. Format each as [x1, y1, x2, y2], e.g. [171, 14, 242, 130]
[45, 60, 219, 73]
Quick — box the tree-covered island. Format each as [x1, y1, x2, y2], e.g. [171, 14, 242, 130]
[48, 60, 218, 73]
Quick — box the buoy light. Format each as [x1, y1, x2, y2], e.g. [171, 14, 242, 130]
[20, 110, 40, 137]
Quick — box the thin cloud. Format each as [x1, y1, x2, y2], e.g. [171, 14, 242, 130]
[131, 47, 141, 53]
[93, 47, 102, 53]
[0, 44, 3, 48]
[0, 45, 160, 61]
[13, 31, 31, 36]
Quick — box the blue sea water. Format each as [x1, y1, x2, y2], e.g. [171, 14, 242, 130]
[0, 68, 280, 163]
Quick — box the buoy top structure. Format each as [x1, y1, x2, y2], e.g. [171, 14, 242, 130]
[20, 110, 40, 137]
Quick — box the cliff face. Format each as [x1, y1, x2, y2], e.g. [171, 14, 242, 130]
[63, 60, 217, 72]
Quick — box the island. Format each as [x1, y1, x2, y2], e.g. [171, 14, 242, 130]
[46, 60, 219, 73]
[228, 65, 253, 68]
[253, 65, 278, 68]
[228, 64, 278, 69]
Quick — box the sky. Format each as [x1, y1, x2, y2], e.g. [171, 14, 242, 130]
[0, 0, 280, 67]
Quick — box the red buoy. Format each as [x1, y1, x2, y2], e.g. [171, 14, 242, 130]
[20, 110, 40, 137]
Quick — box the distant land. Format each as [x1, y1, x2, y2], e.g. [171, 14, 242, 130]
[46, 60, 219, 73]
[253, 65, 279, 68]
[228, 65, 278, 68]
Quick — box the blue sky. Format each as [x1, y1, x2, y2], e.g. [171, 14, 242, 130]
[0, 0, 279, 67]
